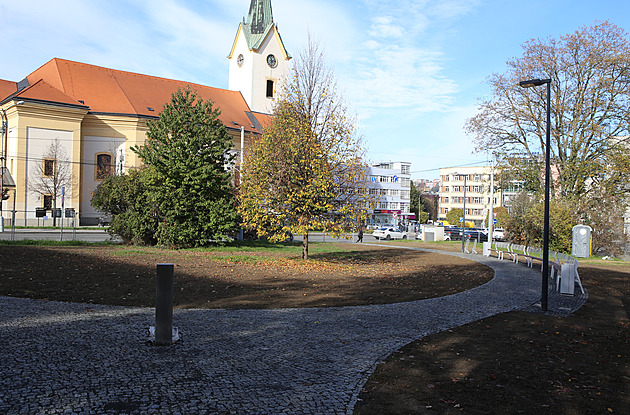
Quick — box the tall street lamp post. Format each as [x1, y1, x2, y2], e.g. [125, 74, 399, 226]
[488, 154, 495, 245]
[519, 78, 552, 312]
[462, 174, 467, 253]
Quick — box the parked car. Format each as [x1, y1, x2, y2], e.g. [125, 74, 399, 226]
[464, 228, 489, 242]
[443, 226, 462, 241]
[493, 228, 506, 241]
[373, 227, 408, 240]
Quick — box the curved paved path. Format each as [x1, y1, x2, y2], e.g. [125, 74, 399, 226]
[0, 247, 541, 415]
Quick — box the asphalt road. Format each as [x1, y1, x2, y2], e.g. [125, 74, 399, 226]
[292, 232, 419, 243]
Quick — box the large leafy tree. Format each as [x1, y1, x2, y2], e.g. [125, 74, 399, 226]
[505, 195, 575, 253]
[483, 206, 510, 228]
[466, 21, 630, 198]
[239, 38, 373, 259]
[466, 21, 630, 252]
[421, 194, 439, 222]
[410, 181, 429, 223]
[133, 87, 239, 247]
[445, 208, 463, 227]
[93, 88, 239, 247]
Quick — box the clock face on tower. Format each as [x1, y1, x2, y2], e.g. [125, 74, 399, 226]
[266, 54, 277, 68]
[237, 54, 244, 67]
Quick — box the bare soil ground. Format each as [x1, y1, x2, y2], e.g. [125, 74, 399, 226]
[0, 241, 489, 309]
[1, 240, 627, 414]
[354, 259, 630, 415]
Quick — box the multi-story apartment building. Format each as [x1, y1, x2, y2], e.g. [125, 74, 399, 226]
[367, 162, 412, 227]
[438, 166, 502, 227]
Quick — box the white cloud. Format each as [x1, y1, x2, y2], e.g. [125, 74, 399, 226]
[0, 0, 486, 179]
[335, 0, 469, 116]
[369, 16, 404, 39]
[0, 0, 243, 86]
[427, 0, 480, 19]
[272, 0, 358, 64]
[347, 45, 457, 114]
[363, 40, 381, 50]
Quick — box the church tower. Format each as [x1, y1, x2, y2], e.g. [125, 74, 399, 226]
[228, 0, 291, 114]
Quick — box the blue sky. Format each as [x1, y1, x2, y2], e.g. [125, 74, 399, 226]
[1, 0, 629, 179]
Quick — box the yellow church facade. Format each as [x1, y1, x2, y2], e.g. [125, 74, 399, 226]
[0, 0, 289, 226]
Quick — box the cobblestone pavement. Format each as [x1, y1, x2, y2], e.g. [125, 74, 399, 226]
[1, 248, 578, 414]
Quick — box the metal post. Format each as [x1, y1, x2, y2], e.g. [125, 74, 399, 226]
[155, 263, 174, 345]
[11, 189, 16, 241]
[519, 78, 552, 312]
[418, 191, 422, 224]
[488, 154, 494, 245]
[60, 187, 65, 241]
[240, 126, 245, 167]
[462, 174, 467, 253]
[541, 80, 552, 312]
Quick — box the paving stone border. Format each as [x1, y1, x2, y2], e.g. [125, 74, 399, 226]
[0, 247, 576, 414]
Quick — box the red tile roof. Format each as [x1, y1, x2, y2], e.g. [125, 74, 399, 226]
[22, 58, 262, 134]
[251, 111, 273, 130]
[16, 79, 88, 108]
[0, 79, 17, 102]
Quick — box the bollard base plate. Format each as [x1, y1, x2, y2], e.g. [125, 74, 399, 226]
[147, 326, 180, 345]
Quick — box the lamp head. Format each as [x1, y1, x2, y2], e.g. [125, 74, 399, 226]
[519, 78, 551, 88]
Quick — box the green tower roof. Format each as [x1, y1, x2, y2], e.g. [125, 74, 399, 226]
[243, 0, 274, 51]
[246, 0, 273, 36]
[229, 0, 291, 59]
[240, 0, 291, 57]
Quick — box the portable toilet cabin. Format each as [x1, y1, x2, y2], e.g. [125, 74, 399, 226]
[571, 225, 592, 258]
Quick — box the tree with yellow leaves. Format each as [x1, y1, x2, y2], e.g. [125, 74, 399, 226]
[239, 37, 374, 259]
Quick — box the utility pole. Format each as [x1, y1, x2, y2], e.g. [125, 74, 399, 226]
[488, 154, 495, 245]
[462, 174, 467, 253]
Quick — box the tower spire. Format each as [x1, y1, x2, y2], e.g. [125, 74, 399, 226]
[246, 0, 273, 35]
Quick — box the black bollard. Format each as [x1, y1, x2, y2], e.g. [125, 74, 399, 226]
[155, 263, 174, 345]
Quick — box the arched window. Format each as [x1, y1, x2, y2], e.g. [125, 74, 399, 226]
[95, 153, 113, 180]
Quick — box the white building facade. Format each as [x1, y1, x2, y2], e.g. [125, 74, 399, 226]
[367, 162, 413, 227]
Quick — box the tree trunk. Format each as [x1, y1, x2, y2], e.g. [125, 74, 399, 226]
[52, 198, 57, 227]
[302, 232, 309, 260]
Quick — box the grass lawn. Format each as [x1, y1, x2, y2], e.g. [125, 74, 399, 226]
[0, 239, 627, 414]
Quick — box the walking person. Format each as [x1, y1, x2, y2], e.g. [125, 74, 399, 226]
[356, 227, 364, 243]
